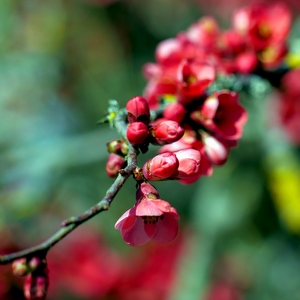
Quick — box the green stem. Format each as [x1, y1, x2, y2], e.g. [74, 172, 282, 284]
[0, 108, 137, 265]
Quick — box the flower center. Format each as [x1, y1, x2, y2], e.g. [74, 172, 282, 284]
[142, 215, 164, 224]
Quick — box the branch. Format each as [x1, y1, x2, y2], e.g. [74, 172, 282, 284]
[0, 109, 137, 265]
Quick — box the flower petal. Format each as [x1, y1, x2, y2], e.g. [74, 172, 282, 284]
[136, 199, 164, 216]
[114, 207, 136, 230]
[153, 214, 179, 243]
[122, 217, 152, 246]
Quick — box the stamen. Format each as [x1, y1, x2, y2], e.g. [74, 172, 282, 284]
[142, 216, 163, 224]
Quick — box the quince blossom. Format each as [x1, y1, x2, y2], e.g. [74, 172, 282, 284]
[115, 183, 179, 246]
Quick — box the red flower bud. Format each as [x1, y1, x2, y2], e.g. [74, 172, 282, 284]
[126, 96, 150, 124]
[142, 152, 179, 181]
[126, 122, 149, 146]
[172, 149, 201, 180]
[24, 263, 49, 300]
[12, 258, 30, 277]
[106, 154, 126, 178]
[149, 119, 184, 145]
[163, 102, 186, 123]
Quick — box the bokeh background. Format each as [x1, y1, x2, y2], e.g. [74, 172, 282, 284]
[1, 0, 300, 299]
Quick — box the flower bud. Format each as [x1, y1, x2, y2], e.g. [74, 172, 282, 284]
[202, 134, 230, 166]
[12, 258, 30, 277]
[107, 139, 129, 156]
[126, 122, 149, 146]
[172, 149, 201, 180]
[24, 263, 49, 300]
[163, 102, 186, 123]
[136, 182, 160, 203]
[28, 257, 42, 272]
[235, 51, 258, 74]
[126, 96, 150, 124]
[106, 154, 126, 178]
[149, 119, 184, 145]
[142, 152, 179, 181]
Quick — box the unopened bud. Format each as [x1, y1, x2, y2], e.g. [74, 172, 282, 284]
[202, 134, 229, 166]
[126, 96, 150, 124]
[107, 139, 129, 156]
[126, 122, 149, 146]
[24, 262, 49, 300]
[142, 152, 179, 181]
[149, 119, 184, 145]
[171, 149, 201, 180]
[12, 258, 30, 277]
[163, 102, 186, 123]
[235, 51, 257, 74]
[28, 257, 42, 272]
[106, 154, 126, 178]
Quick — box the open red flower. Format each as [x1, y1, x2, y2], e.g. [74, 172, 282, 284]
[177, 59, 216, 98]
[115, 183, 180, 246]
[190, 90, 247, 140]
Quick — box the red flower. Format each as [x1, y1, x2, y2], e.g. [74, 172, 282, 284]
[190, 90, 247, 140]
[177, 59, 216, 98]
[115, 183, 180, 246]
[233, 2, 291, 52]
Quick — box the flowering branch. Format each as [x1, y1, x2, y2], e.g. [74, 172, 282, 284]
[1, 2, 298, 299]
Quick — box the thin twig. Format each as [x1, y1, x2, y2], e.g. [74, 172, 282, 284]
[0, 109, 137, 265]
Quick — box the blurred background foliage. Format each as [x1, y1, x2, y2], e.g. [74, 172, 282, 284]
[1, 0, 300, 299]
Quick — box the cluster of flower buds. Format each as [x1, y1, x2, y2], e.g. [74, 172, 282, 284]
[106, 139, 129, 178]
[126, 96, 185, 148]
[115, 182, 179, 246]
[12, 257, 49, 300]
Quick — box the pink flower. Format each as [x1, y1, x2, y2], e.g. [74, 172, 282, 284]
[142, 152, 179, 181]
[185, 16, 220, 49]
[115, 183, 180, 246]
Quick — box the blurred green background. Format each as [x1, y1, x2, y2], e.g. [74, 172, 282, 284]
[1, 0, 300, 299]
